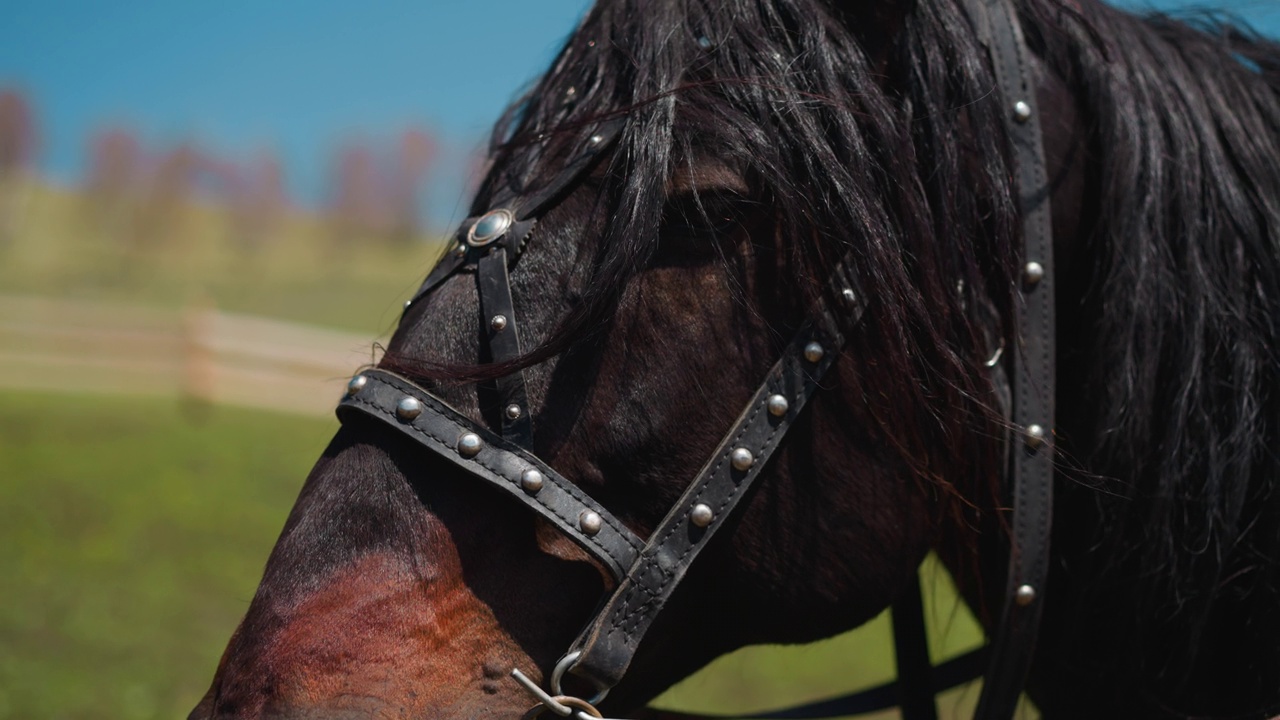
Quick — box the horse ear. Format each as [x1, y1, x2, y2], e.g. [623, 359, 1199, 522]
[830, 0, 917, 77]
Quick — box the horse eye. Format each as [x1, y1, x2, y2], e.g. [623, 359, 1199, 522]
[656, 193, 748, 263]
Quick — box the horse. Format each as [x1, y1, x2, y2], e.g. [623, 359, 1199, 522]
[189, 0, 1280, 717]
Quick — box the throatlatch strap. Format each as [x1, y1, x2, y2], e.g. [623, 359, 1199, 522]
[891, 576, 939, 720]
[966, 0, 1057, 716]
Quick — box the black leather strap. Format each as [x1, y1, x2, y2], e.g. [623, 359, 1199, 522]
[477, 247, 534, 446]
[891, 576, 939, 720]
[567, 294, 859, 689]
[965, 0, 1057, 716]
[337, 370, 643, 581]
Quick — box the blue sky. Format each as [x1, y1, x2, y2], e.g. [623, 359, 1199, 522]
[0, 0, 1275, 229]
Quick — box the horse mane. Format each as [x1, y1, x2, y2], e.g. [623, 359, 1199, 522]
[394, 0, 1280, 704]
[1020, 0, 1280, 702]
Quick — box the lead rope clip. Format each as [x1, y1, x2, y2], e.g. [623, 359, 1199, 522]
[510, 668, 609, 720]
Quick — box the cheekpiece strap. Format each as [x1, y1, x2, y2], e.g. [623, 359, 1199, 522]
[477, 247, 534, 445]
[965, 0, 1057, 716]
[337, 370, 643, 580]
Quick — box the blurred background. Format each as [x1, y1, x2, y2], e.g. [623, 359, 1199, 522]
[1, 2, 1276, 719]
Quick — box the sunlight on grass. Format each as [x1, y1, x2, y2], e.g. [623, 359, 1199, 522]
[0, 391, 336, 719]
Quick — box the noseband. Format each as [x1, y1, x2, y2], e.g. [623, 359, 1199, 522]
[336, 0, 1054, 717]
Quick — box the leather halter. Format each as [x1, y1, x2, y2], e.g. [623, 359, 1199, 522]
[335, 0, 1054, 716]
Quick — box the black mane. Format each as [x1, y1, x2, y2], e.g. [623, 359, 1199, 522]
[410, 0, 1280, 709]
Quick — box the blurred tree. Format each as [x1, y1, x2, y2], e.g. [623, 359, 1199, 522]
[137, 143, 198, 250]
[387, 127, 437, 242]
[226, 149, 287, 252]
[0, 88, 38, 244]
[328, 140, 391, 245]
[0, 89, 36, 174]
[83, 126, 144, 246]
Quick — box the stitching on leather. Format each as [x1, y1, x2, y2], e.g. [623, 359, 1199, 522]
[610, 344, 827, 637]
[373, 372, 641, 550]
[343, 380, 638, 570]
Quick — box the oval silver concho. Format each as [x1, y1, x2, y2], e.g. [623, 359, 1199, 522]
[466, 208, 515, 247]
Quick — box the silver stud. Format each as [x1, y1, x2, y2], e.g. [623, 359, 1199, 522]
[589, 134, 603, 145]
[697, 36, 713, 50]
[1013, 100, 1033, 123]
[505, 404, 522, 420]
[579, 510, 603, 536]
[766, 394, 789, 417]
[468, 208, 514, 247]
[404, 300, 412, 309]
[346, 374, 368, 396]
[1023, 261, 1045, 287]
[690, 503, 714, 528]
[396, 396, 423, 421]
[457, 432, 483, 457]
[841, 288, 857, 304]
[520, 469, 545, 493]
[490, 314, 508, 332]
[1015, 584, 1037, 606]
[803, 341, 825, 363]
[1025, 424, 1047, 449]
[453, 243, 466, 257]
[730, 447, 755, 472]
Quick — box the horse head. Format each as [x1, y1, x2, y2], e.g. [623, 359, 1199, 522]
[192, 0, 1280, 718]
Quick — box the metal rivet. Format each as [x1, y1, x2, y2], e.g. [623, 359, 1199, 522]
[841, 288, 857, 304]
[1015, 584, 1037, 606]
[453, 243, 466, 257]
[403, 300, 412, 309]
[467, 209, 514, 247]
[520, 469, 544, 493]
[457, 432, 483, 457]
[505, 404, 522, 420]
[766, 394, 789, 417]
[490, 314, 508, 332]
[396, 397, 423, 421]
[579, 510, 603, 536]
[803, 342, 825, 363]
[1013, 100, 1032, 123]
[346, 374, 368, 396]
[1025, 424, 1047, 449]
[690, 503, 714, 528]
[588, 134, 603, 145]
[1023, 261, 1045, 287]
[730, 447, 755, 472]
[697, 36, 713, 50]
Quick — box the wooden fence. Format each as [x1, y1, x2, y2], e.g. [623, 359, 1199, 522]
[0, 295, 382, 417]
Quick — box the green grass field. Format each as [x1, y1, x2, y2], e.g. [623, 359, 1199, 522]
[0, 391, 336, 719]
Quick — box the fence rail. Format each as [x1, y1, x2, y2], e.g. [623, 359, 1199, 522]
[0, 295, 382, 416]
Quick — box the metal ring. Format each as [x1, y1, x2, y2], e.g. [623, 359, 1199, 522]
[521, 697, 604, 720]
[550, 651, 610, 705]
[553, 696, 604, 719]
